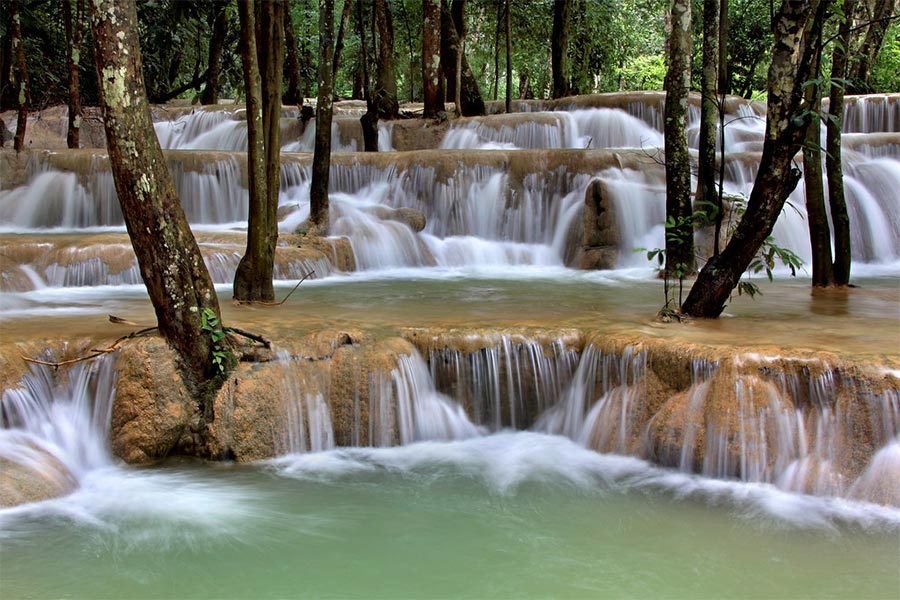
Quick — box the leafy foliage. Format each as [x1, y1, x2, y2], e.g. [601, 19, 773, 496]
[200, 307, 230, 375]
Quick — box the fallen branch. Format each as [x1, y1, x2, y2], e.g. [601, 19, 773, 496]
[226, 326, 272, 348]
[22, 326, 157, 370]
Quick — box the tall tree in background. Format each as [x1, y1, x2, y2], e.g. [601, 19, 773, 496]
[505, 0, 511, 113]
[683, 0, 832, 318]
[423, 0, 444, 117]
[63, 0, 84, 148]
[357, 0, 379, 150]
[310, 0, 335, 230]
[200, 0, 229, 105]
[551, 0, 571, 99]
[847, 0, 897, 93]
[826, 0, 858, 286]
[283, 7, 303, 105]
[233, 0, 284, 303]
[374, 0, 400, 119]
[333, 0, 354, 82]
[695, 0, 720, 254]
[11, 0, 29, 152]
[663, 0, 694, 281]
[440, 0, 484, 116]
[89, 0, 228, 397]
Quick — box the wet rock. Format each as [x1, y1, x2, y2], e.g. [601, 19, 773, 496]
[580, 179, 619, 270]
[0, 448, 78, 507]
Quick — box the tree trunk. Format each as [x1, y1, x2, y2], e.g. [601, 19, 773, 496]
[504, 0, 511, 113]
[551, 0, 571, 99]
[333, 0, 354, 82]
[682, 0, 830, 318]
[826, 0, 857, 286]
[283, 6, 303, 105]
[310, 0, 335, 230]
[663, 0, 694, 283]
[89, 0, 226, 397]
[423, 0, 444, 117]
[802, 38, 833, 287]
[233, 0, 284, 303]
[63, 0, 84, 148]
[357, 0, 379, 151]
[440, 0, 484, 116]
[696, 0, 719, 252]
[847, 0, 896, 93]
[11, 0, 28, 152]
[201, 0, 229, 105]
[374, 0, 399, 119]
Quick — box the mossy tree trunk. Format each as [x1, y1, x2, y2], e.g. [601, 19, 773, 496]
[310, 0, 335, 230]
[682, 0, 831, 318]
[847, 0, 896, 93]
[551, 0, 571, 99]
[663, 0, 694, 282]
[826, 0, 857, 286]
[422, 0, 444, 117]
[374, 0, 399, 119]
[233, 0, 284, 303]
[89, 0, 226, 396]
[696, 0, 720, 254]
[63, 0, 84, 149]
[200, 0, 229, 105]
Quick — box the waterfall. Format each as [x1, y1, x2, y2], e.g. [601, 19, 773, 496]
[276, 350, 336, 455]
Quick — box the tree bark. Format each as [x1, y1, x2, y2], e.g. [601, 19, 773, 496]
[233, 0, 284, 303]
[847, 0, 897, 93]
[440, 0, 484, 116]
[63, 0, 84, 148]
[696, 0, 720, 253]
[664, 0, 694, 281]
[374, 0, 399, 119]
[357, 0, 379, 150]
[682, 0, 830, 318]
[333, 0, 354, 82]
[310, 0, 335, 229]
[551, 0, 571, 99]
[802, 37, 833, 287]
[201, 0, 229, 105]
[89, 0, 225, 396]
[11, 0, 29, 152]
[826, 0, 857, 286]
[283, 6, 303, 105]
[505, 0, 511, 113]
[423, 0, 444, 117]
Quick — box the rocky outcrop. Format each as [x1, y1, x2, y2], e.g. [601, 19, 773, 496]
[580, 179, 620, 270]
[0, 450, 78, 507]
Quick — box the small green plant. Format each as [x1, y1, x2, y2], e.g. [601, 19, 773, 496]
[201, 307, 230, 375]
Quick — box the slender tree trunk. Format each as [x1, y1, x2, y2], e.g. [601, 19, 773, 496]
[505, 0, 511, 113]
[440, 0, 484, 116]
[682, 0, 830, 318]
[453, 0, 465, 116]
[234, 0, 284, 303]
[311, 0, 335, 229]
[551, 0, 571, 99]
[847, 0, 897, 93]
[89, 0, 226, 396]
[491, 0, 501, 101]
[283, 7, 303, 105]
[11, 0, 29, 152]
[827, 0, 857, 286]
[802, 39, 834, 287]
[374, 0, 399, 119]
[333, 0, 353, 81]
[696, 0, 719, 251]
[357, 0, 379, 150]
[63, 0, 84, 148]
[664, 0, 694, 283]
[423, 0, 444, 117]
[201, 1, 229, 105]
[715, 0, 729, 255]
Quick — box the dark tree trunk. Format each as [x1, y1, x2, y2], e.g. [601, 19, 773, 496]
[63, 0, 84, 148]
[234, 0, 284, 303]
[357, 0, 379, 150]
[11, 0, 29, 152]
[283, 6, 303, 105]
[310, 0, 335, 229]
[374, 0, 399, 119]
[504, 0, 511, 113]
[333, 0, 354, 81]
[696, 0, 720, 252]
[682, 0, 831, 318]
[826, 0, 857, 286]
[201, 0, 229, 105]
[89, 0, 226, 396]
[847, 0, 896, 93]
[802, 39, 834, 287]
[663, 0, 694, 282]
[439, 0, 484, 116]
[551, 0, 571, 99]
[423, 0, 444, 117]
